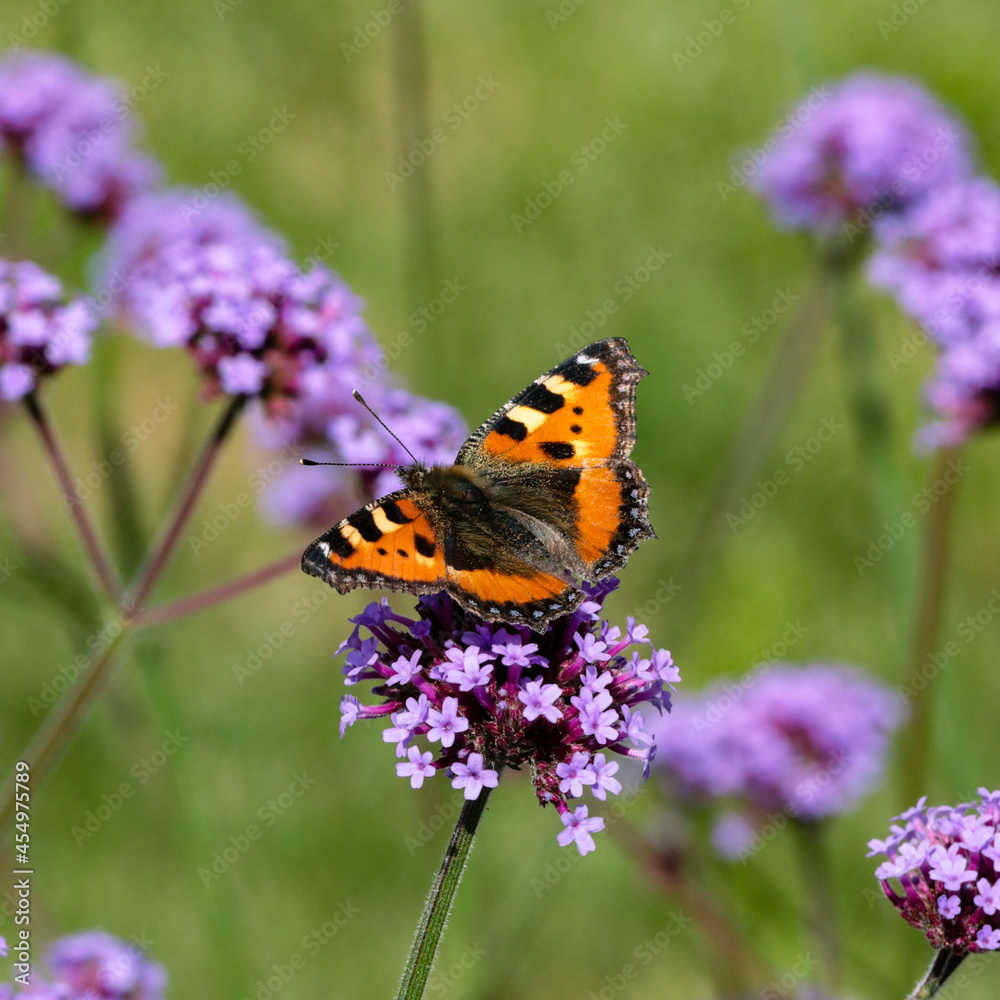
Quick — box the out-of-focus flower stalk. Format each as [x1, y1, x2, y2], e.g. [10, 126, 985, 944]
[25, 391, 121, 603]
[899, 445, 964, 807]
[668, 271, 828, 643]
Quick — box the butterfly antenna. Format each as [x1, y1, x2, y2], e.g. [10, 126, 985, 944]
[300, 459, 400, 468]
[350, 389, 421, 465]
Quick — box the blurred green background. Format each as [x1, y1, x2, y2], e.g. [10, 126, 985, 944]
[3, 0, 1000, 996]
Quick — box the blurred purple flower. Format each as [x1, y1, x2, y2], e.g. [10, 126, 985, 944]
[0, 50, 159, 220]
[867, 179, 1000, 447]
[870, 789, 1000, 955]
[868, 180, 1000, 343]
[95, 188, 283, 298]
[337, 579, 678, 854]
[5, 929, 166, 998]
[101, 190, 380, 415]
[255, 379, 468, 530]
[652, 663, 904, 854]
[750, 72, 971, 236]
[0, 259, 97, 401]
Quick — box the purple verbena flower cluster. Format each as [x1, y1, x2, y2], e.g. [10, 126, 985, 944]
[101, 189, 380, 416]
[869, 178, 1000, 446]
[749, 71, 971, 235]
[751, 70, 1000, 446]
[652, 663, 904, 859]
[1, 930, 166, 998]
[870, 789, 1000, 954]
[0, 50, 159, 220]
[0, 259, 96, 401]
[337, 578, 679, 855]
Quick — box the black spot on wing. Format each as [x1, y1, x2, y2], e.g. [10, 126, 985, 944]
[573, 406, 584, 415]
[381, 499, 414, 524]
[540, 441, 575, 460]
[570, 424, 582, 434]
[559, 361, 598, 386]
[397, 548, 409, 558]
[348, 508, 383, 542]
[415, 534, 436, 558]
[494, 415, 528, 441]
[518, 382, 564, 414]
[327, 530, 355, 558]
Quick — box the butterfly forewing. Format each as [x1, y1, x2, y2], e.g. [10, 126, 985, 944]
[302, 490, 449, 595]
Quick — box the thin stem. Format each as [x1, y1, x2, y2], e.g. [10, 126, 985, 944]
[390, 0, 441, 370]
[906, 947, 966, 1000]
[0, 623, 130, 832]
[669, 271, 828, 642]
[395, 776, 500, 1000]
[125, 395, 245, 613]
[900, 446, 964, 807]
[24, 391, 121, 604]
[826, 254, 893, 460]
[134, 551, 302, 628]
[611, 819, 774, 988]
[793, 820, 840, 993]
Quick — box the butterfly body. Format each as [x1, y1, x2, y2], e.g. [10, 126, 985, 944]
[302, 337, 654, 626]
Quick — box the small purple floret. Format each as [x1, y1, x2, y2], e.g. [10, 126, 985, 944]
[0, 259, 97, 400]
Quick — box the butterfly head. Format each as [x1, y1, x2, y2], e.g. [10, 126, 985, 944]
[396, 460, 430, 490]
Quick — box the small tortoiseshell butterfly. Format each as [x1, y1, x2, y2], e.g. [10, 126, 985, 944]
[301, 337, 654, 626]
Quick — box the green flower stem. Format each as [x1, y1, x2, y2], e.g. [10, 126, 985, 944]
[793, 820, 841, 993]
[900, 445, 963, 808]
[395, 776, 500, 1000]
[134, 550, 302, 628]
[906, 947, 965, 1000]
[0, 623, 130, 832]
[612, 818, 773, 989]
[25, 391, 121, 604]
[124, 394, 246, 614]
[825, 253, 893, 461]
[669, 271, 828, 643]
[824, 254, 916, 603]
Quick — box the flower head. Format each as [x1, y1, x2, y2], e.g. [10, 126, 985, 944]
[3, 929, 168, 998]
[749, 72, 971, 236]
[100, 188, 381, 416]
[653, 663, 903, 854]
[0, 50, 159, 220]
[336, 579, 678, 854]
[871, 789, 1000, 955]
[867, 179, 1000, 447]
[0, 259, 96, 400]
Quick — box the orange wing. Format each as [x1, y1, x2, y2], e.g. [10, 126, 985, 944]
[457, 337, 643, 469]
[457, 337, 654, 581]
[448, 565, 583, 625]
[301, 488, 584, 623]
[302, 491, 449, 595]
